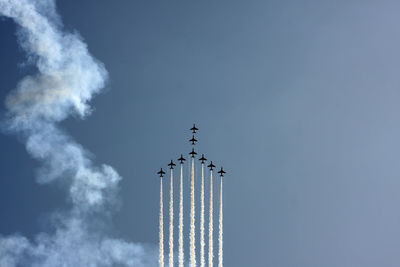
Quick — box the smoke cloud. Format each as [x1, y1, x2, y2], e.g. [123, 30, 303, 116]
[0, 0, 156, 266]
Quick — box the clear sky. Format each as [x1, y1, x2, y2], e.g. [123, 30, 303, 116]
[1, 1, 400, 266]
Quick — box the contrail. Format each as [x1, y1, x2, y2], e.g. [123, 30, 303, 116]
[0, 1, 155, 266]
[160, 177, 165, 267]
[169, 169, 174, 267]
[200, 163, 205, 267]
[190, 158, 196, 267]
[178, 164, 184, 267]
[208, 170, 214, 267]
[218, 177, 223, 267]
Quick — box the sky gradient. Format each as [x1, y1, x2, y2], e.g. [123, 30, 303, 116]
[1, 1, 400, 266]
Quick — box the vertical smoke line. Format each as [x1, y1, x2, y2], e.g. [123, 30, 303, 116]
[169, 169, 174, 267]
[218, 177, 223, 267]
[190, 158, 196, 267]
[208, 170, 214, 267]
[200, 163, 205, 267]
[178, 164, 184, 267]
[160, 177, 165, 267]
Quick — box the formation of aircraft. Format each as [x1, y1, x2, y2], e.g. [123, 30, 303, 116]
[157, 124, 227, 178]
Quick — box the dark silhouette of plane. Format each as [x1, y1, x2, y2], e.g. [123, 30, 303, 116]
[168, 160, 176, 169]
[157, 168, 166, 177]
[189, 135, 198, 145]
[190, 124, 198, 134]
[189, 148, 197, 158]
[218, 167, 226, 177]
[178, 154, 186, 164]
[207, 161, 215, 171]
[199, 154, 207, 164]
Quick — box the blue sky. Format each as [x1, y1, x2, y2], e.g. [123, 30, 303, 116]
[2, 1, 400, 266]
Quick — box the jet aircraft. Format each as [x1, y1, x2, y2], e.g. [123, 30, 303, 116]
[199, 154, 207, 164]
[218, 167, 226, 177]
[189, 148, 197, 158]
[168, 160, 176, 169]
[189, 135, 198, 145]
[207, 161, 216, 170]
[178, 154, 186, 164]
[190, 124, 198, 134]
[157, 168, 166, 177]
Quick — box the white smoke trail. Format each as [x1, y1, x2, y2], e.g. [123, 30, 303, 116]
[0, 1, 156, 266]
[218, 177, 223, 267]
[200, 163, 205, 267]
[208, 170, 214, 267]
[169, 169, 174, 267]
[160, 178, 165, 267]
[178, 164, 184, 267]
[190, 158, 196, 267]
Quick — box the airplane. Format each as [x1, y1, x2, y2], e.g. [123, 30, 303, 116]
[199, 154, 207, 164]
[168, 160, 176, 169]
[178, 154, 186, 164]
[189, 148, 197, 158]
[190, 124, 198, 134]
[207, 161, 215, 171]
[157, 168, 166, 177]
[218, 167, 226, 177]
[189, 135, 198, 145]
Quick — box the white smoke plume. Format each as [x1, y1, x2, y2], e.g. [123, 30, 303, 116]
[208, 170, 214, 267]
[168, 169, 174, 267]
[190, 159, 196, 267]
[160, 178, 164, 267]
[0, 0, 156, 266]
[218, 177, 223, 267]
[200, 163, 205, 267]
[178, 164, 184, 267]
